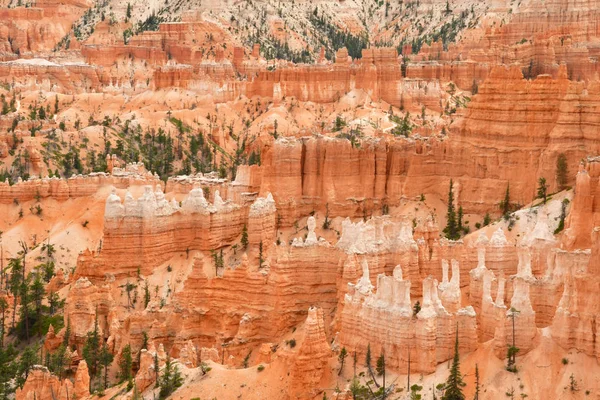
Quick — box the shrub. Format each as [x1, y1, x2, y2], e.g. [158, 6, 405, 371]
[257, 365, 265, 372]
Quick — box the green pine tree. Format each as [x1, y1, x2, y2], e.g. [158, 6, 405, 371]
[500, 184, 511, 219]
[537, 177, 548, 203]
[159, 356, 183, 399]
[154, 352, 160, 388]
[444, 180, 460, 240]
[241, 224, 249, 249]
[442, 328, 466, 400]
[16, 345, 38, 388]
[99, 343, 114, 391]
[376, 351, 385, 376]
[338, 347, 347, 376]
[82, 313, 101, 392]
[119, 344, 133, 390]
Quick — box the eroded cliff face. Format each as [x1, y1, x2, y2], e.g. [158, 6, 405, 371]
[3, 0, 600, 398]
[0, 141, 595, 400]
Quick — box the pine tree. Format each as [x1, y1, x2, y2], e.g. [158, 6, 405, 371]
[139, 331, 149, 366]
[159, 356, 183, 399]
[365, 343, 379, 387]
[483, 213, 491, 226]
[457, 206, 464, 233]
[154, 352, 160, 388]
[49, 344, 69, 380]
[556, 153, 568, 191]
[17, 275, 31, 340]
[119, 344, 133, 389]
[16, 345, 38, 388]
[338, 347, 347, 375]
[99, 343, 114, 391]
[444, 180, 460, 240]
[413, 301, 421, 317]
[63, 318, 71, 347]
[442, 328, 465, 400]
[537, 177, 548, 203]
[30, 274, 44, 319]
[258, 241, 264, 268]
[500, 184, 511, 218]
[0, 298, 7, 349]
[506, 308, 520, 372]
[8, 258, 23, 329]
[143, 280, 150, 308]
[377, 351, 386, 396]
[241, 224, 248, 249]
[82, 313, 101, 392]
[376, 351, 385, 376]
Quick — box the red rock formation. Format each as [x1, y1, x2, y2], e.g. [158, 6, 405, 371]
[63, 277, 113, 351]
[73, 360, 90, 399]
[338, 261, 477, 374]
[0, 166, 161, 204]
[494, 277, 537, 358]
[16, 359, 88, 400]
[563, 159, 600, 249]
[552, 223, 600, 360]
[77, 186, 246, 278]
[0, 0, 89, 53]
[289, 307, 331, 399]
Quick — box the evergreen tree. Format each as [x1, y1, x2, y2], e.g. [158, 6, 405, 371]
[365, 343, 379, 387]
[258, 241, 264, 268]
[241, 224, 249, 249]
[500, 184, 511, 219]
[444, 180, 460, 240]
[17, 275, 31, 340]
[338, 347, 347, 376]
[457, 206, 464, 233]
[0, 345, 16, 398]
[376, 351, 385, 376]
[63, 318, 71, 347]
[82, 313, 101, 392]
[143, 280, 150, 308]
[0, 298, 7, 349]
[410, 384, 423, 400]
[442, 328, 465, 400]
[8, 258, 23, 329]
[119, 344, 133, 390]
[154, 352, 160, 388]
[30, 273, 44, 319]
[16, 345, 38, 388]
[413, 301, 421, 317]
[506, 308, 520, 373]
[537, 177, 548, 204]
[483, 213, 491, 227]
[139, 331, 149, 366]
[556, 153, 568, 191]
[49, 344, 69, 380]
[99, 343, 114, 392]
[159, 356, 183, 399]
